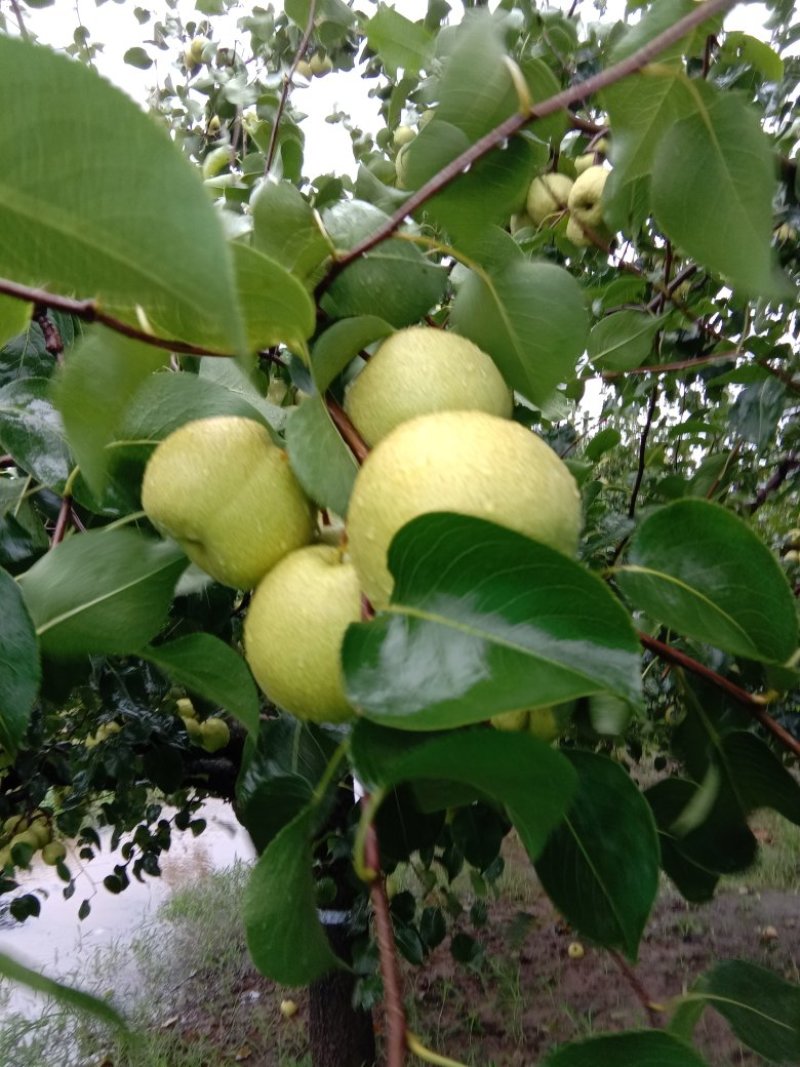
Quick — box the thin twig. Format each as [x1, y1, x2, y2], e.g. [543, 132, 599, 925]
[608, 949, 663, 1026]
[628, 387, 658, 519]
[747, 453, 799, 514]
[317, 0, 736, 290]
[50, 496, 73, 547]
[601, 349, 741, 379]
[639, 632, 800, 760]
[325, 394, 369, 463]
[9, 0, 29, 40]
[365, 823, 406, 1067]
[264, 0, 317, 175]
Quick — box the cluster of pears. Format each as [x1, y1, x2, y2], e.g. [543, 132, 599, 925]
[142, 327, 582, 728]
[0, 812, 66, 870]
[295, 53, 334, 79]
[174, 697, 231, 754]
[518, 156, 610, 247]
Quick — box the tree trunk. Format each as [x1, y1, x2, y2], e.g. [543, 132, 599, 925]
[309, 919, 376, 1067]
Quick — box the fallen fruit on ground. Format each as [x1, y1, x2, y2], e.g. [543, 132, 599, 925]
[346, 410, 582, 606]
[343, 327, 512, 446]
[142, 416, 314, 590]
[244, 544, 361, 722]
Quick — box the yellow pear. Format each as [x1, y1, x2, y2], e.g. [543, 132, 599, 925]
[393, 125, 416, 149]
[574, 153, 595, 176]
[199, 718, 230, 753]
[343, 327, 513, 447]
[244, 545, 361, 723]
[526, 173, 573, 226]
[142, 416, 314, 590]
[346, 411, 582, 607]
[567, 165, 609, 229]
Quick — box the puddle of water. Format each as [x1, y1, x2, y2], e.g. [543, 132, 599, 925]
[0, 798, 255, 1019]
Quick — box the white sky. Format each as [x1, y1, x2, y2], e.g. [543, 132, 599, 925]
[20, 0, 773, 177]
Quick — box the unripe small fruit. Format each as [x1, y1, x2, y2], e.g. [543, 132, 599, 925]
[42, 841, 67, 866]
[280, 999, 299, 1018]
[176, 697, 197, 721]
[393, 125, 416, 149]
[343, 327, 512, 447]
[200, 718, 230, 754]
[567, 941, 585, 959]
[207, 115, 221, 136]
[527, 173, 573, 226]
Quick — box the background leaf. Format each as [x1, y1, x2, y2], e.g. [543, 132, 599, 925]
[18, 529, 187, 658]
[250, 181, 330, 286]
[0, 35, 243, 351]
[365, 5, 434, 76]
[617, 499, 798, 662]
[588, 311, 664, 371]
[141, 634, 260, 737]
[344, 514, 642, 730]
[544, 1029, 710, 1066]
[451, 260, 588, 408]
[244, 806, 341, 985]
[311, 316, 393, 393]
[285, 395, 358, 517]
[0, 378, 72, 490]
[0, 568, 40, 754]
[0, 295, 32, 349]
[536, 750, 660, 959]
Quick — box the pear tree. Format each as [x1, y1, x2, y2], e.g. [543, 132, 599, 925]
[0, 0, 799, 1065]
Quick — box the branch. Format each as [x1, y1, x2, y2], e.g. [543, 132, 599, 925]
[601, 349, 741, 379]
[9, 0, 29, 40]
[365, 822, 406, 1067]
[608, 949, 664, 1026]
[746, 453, 799, 514]
[0, 277, 233, 359]
[264, 0, 317, 175]
[628, 387, 658, 519]
[50, 495, 73, 547]
[639, 632, 800, 761]
[320, 0, 736, 285]
[325, 394, 369, 463]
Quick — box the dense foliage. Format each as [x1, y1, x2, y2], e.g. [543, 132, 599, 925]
[0, 0, 799, 1063]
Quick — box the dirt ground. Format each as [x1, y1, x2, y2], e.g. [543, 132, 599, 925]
[167, 862, 800, 1066]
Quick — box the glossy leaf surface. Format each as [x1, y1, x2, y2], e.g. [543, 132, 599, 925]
[285, 395, 358, 516]
[344, 514, 642, 730]
[0, 568, 40, 754]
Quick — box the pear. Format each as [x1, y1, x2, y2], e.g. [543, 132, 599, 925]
[346, 411, 582, 607]
[142, 416, 314, 590]
[567, 165, 609, 230]
[41, 841, 67, 866]
[393, 125, 416, 149]
[343, 327, 512, 447]
[526, 173, 573, 226]
[200, 719, 230, 753]
[244, 545, 361, 723]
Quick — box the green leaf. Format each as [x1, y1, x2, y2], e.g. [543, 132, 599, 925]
[536, 751, 660, 958]
[673, 960, 800, 1062]
[351, 721, 577, 862]
[232, 244, 316, 357]
[285, 395, 358, 517]
[244, 806, 341, 985]
[543, 1029, 710, 1066]
[617, 499, 798, 663]
[0, 295, 31, 349]
[54, 329, 168, 497]
[320, 201, 447, 329]
[365, 5, 435, 77]
[18, 529, 187, 658]
[250, 181, 330, 286]
[645, 778, 723, 900]
[451, 260, 588, 409]
[651, 84, 785, 297]
[0, 36, 243, 352]
[123, 46, 152, 69]
[141, 634, 259, 737]
[311, 316, 394, 393]
[730, 376, 786, 449]
[0, 950, 129, 1032]
[720, 730, 800, 825]
[344, 514, 642, 730]
[0, 377, 73, 491]
[0, 568, 40, 755]
[585, 427, 621, 462]
[588, 311, 663, 371]
[722, 32, 784, 83]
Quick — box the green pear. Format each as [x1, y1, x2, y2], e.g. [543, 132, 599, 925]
[142, 416, 314, 590]
[199, 718, 230, 753]
[574, 153, 595, 176]
[41, 840, 67, 866]
[346, 410, 582, 607]
[567, 165, 609, 229]
[295, 59, 314, 79]
[244, 544, 361, 723]
[526, 173, 573, 226]
[393, 125, 416, 149]
[309, 53, 333, 77]
[343, 327, 512, 447]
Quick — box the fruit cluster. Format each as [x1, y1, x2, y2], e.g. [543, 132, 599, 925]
[142, 328, 582, 726]
[0, 812, 66, 870]
[175, 697, 231, 754]
[522, 163, 611, 247]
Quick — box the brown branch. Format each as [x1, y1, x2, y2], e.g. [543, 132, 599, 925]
[264, 0, 317, 175]
[569, 114, 606, 137]
[318, 0, 736, 290]
[601, 349, 741, 379]
[608, 949, 662, 1026]
[365, 822, 406, 1067]
[50, 495, 73, 547]
[325, 394, 369, 464]
[628, 387, 658, 519]
[639, 632, 800, 761]
[0, 277, 234, 359]
[746, 453, 799, 514]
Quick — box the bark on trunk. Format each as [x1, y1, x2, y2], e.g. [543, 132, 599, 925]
[308, 919, 377, 1067]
